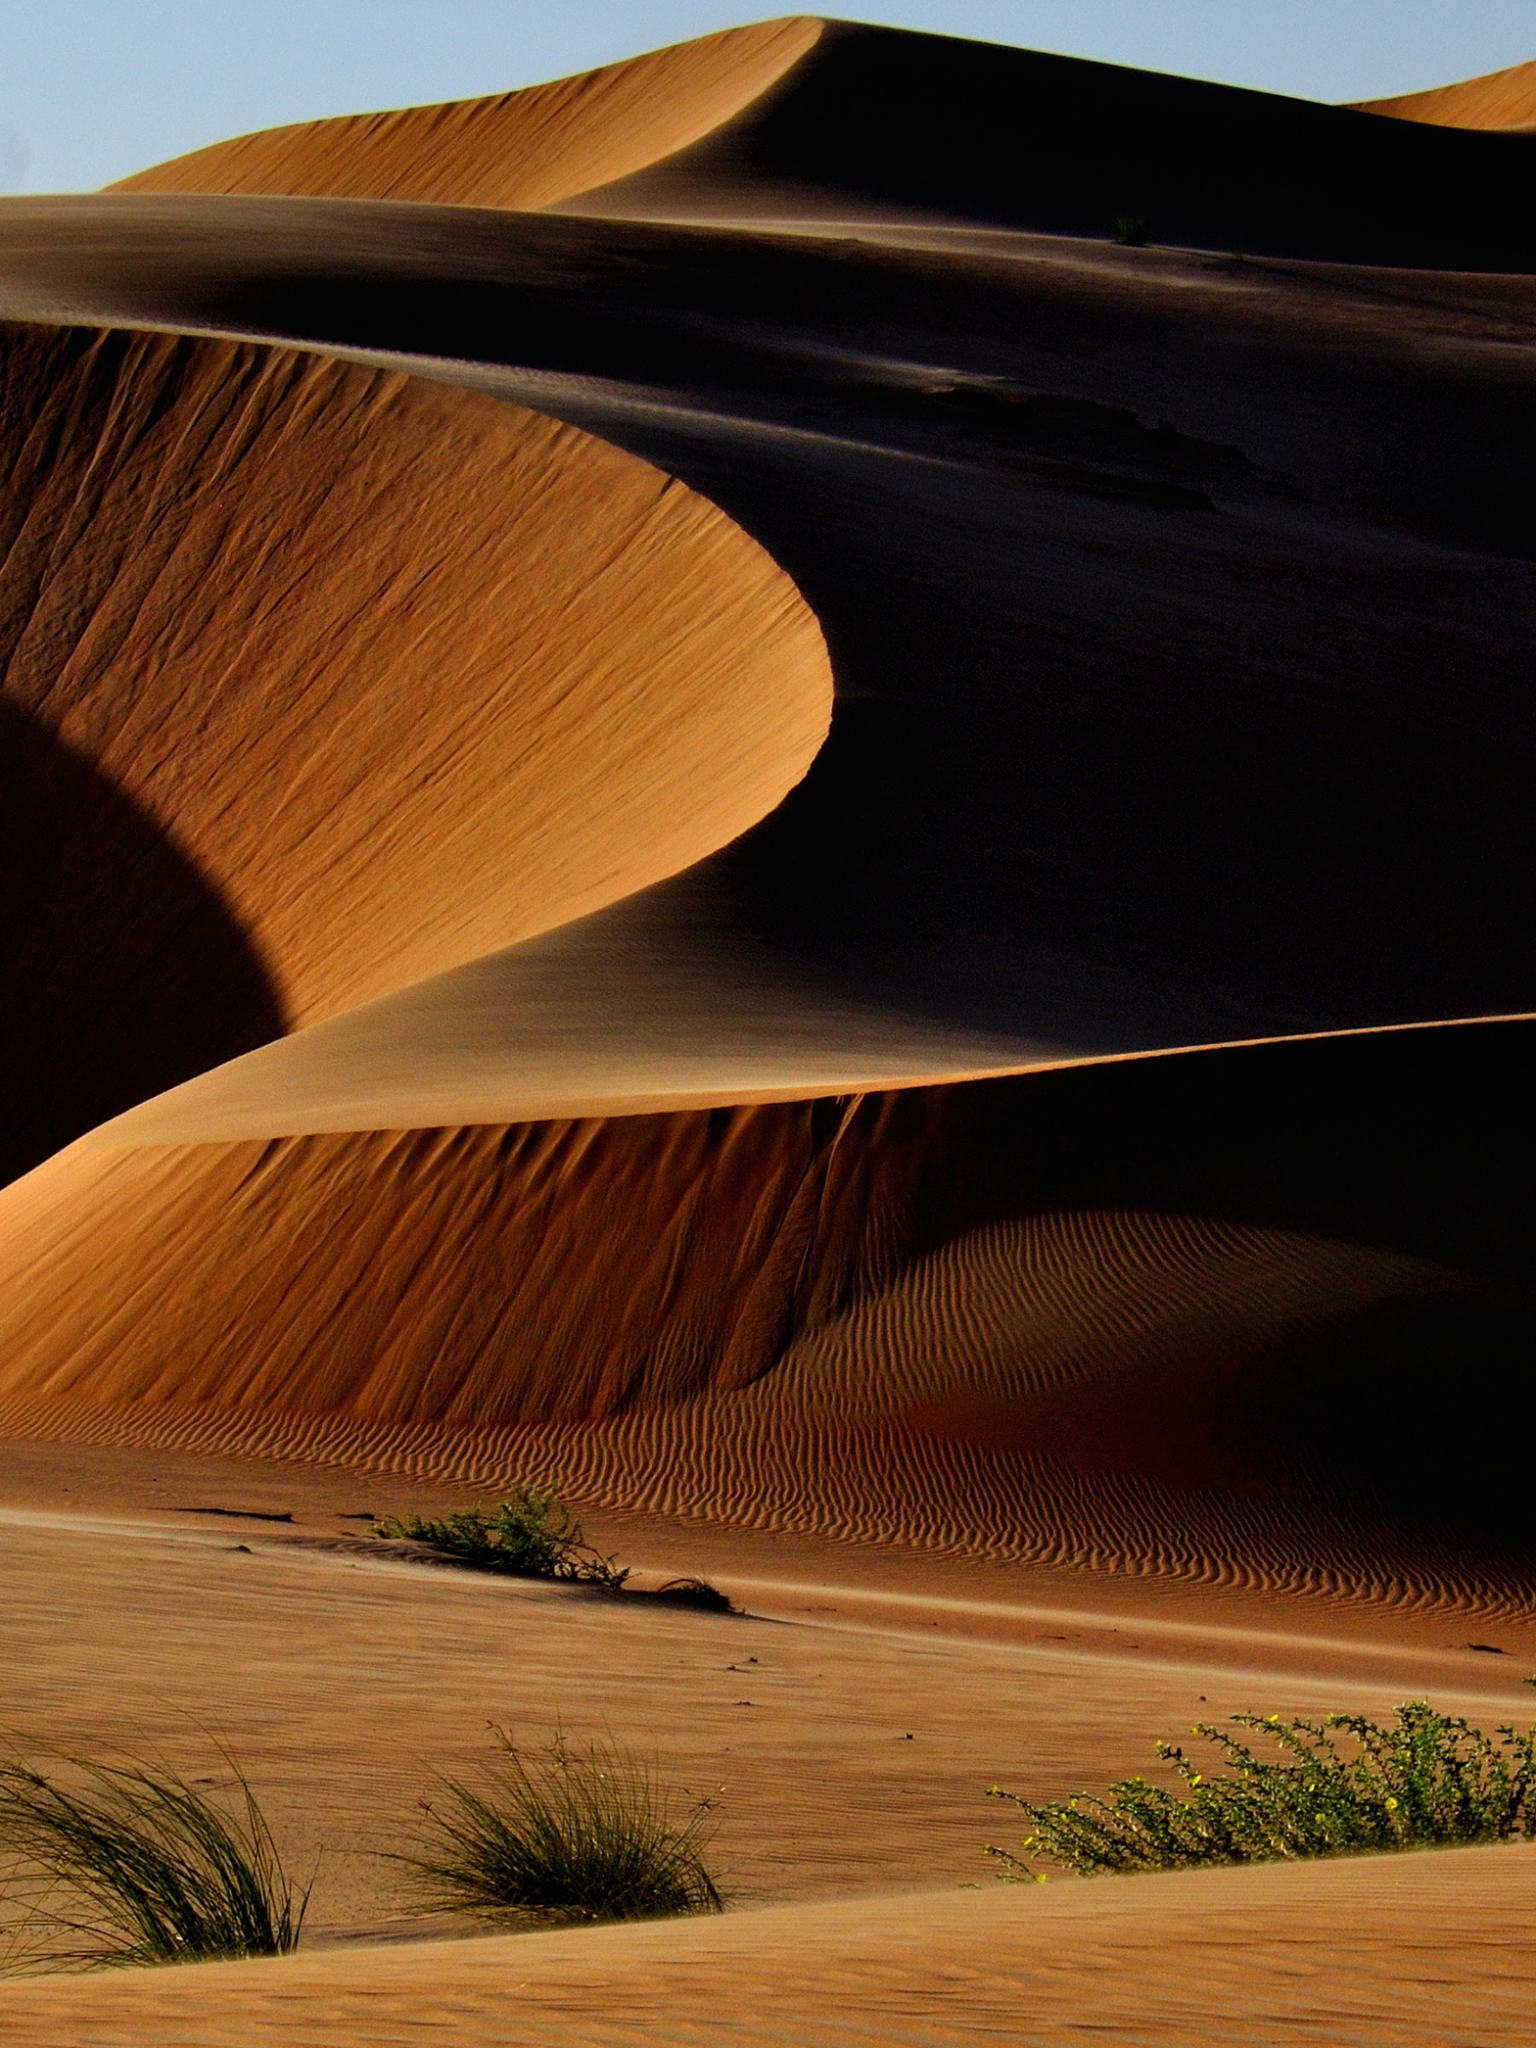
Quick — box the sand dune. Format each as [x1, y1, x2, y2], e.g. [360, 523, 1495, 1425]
[0, 29, 1534, 2030]
[2, 192, 1533, 1140]
[100, 19, 1536, 268]
[108, 19, 823, 209]
[1355, 59, 1536, 133]
[0, 320, 827, 1179]
[2, 1022, 1531, 1609]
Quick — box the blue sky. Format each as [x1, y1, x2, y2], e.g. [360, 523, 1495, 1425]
[0, 2, 1531, 195]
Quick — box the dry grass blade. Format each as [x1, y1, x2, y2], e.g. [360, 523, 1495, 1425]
[986, 1701, 1536, 1880]
[401, 1730, 723, 1927]
[0, 1744, 310, 1971]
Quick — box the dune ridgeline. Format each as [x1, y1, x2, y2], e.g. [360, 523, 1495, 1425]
[0, 18, 1534, 1614]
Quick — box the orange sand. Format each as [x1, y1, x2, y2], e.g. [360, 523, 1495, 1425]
[0, 23, 1533, 2037]
[109, 20, 822, 208]
[1354, 58, 1536, 131]
[0, 322, 827, 1175]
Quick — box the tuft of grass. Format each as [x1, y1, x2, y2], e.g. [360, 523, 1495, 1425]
[372, 1484, 628, 1589]
[986, 1701, 1536, 1880]
[399, 1729, 723, 1927]
[0, 1744, 310, 1971]
[1113, 214, 1149, 247]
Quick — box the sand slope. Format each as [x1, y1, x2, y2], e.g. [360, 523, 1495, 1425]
[1355, 59, 1536, 133]
[1, 1023, 1531, 1608]
[7, 1850, 1536, 2046]
[108, 19, 822, 209]
[0, 321, 828, 1179]
[558, 20, 1536, 268]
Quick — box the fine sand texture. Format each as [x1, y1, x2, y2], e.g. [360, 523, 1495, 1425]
[0, 321, 828, 1180]
[0, 1456, 1534, 2044]
[0, 24, 1534, 2038]
[1355, 58, 1536, 132]
[0, 1023, 1532, 1614]
[108, 19, 824, 210]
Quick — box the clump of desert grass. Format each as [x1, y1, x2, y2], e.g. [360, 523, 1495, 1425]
[398, 1729, 723, 1928]
[372, 1484, 629, 1589]
[986, 1701, 1536, 1880]
[0, 1743, 309, 1971]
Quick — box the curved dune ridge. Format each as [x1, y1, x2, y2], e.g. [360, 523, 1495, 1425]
[2, 1024, 1531, 1608]
[0, 320, 830, 1180]
[1, 19, 1535, 1620]
[1354, 59, 1536, 133]
[107, 18, 823, 208]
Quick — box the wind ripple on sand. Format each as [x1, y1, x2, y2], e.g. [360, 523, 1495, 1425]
[0, 321, 830, 1172]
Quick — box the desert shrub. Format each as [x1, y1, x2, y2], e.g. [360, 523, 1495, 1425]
[372, 1484, 628, 1589]
[400, 1730, 722, 1926]
[650, 1577, 735, 1614]
[0, 1746, 309, 1970]
[986, 1701, 1536, 1880]
[1113, 214, 1149, 247]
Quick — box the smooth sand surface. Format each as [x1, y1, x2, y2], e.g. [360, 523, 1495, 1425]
[0, 26, 1534, 2033]
[0, 1446, 1533, 2042]
[109, 19, 823, 210]
[9, 1854, 1536, 2046]
[1356, 59, 1536, 132]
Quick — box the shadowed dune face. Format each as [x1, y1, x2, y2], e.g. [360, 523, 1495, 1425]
[2, 1024, 1532, 1601]
[0, 321, 829, 1171]
[1355, 60, 1536, 133]
[108, 19, 823, 208]
[3, 199, 1533, 1136]
[0, 702, 282, 1184]
[562, 21, 1536, 269]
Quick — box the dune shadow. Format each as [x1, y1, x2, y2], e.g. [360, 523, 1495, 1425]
[0, 701, 285, 1184]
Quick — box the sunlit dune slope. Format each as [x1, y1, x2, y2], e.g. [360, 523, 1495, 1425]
[8, 1848, 1536, 2048]
[0, 322, 829, 1183]
[108, 19, 822, 208]
[3, 199, 1533, 1113]
[1355, 59, 1536, 133]
[2, 1022, 1531, 1604]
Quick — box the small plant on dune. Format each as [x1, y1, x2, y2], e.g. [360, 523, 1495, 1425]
[985, 1701, 1536, 1880]
[399, 1729, 723, 1927]
[0, 1744, 310, 1971]
[1113, 213, 1149, 247]
[372, 1483, 629, 1590]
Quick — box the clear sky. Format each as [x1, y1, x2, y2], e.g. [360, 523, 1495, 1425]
[0, 2, 1531, 195]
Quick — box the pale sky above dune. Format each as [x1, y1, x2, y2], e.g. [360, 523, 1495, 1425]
[0, 2, 1531, 195]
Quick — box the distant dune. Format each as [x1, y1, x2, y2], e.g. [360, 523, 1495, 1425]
[0, 18, 1534, 1664]
[108, 19, 823, 209]
[3, 22, 1536, 2035]
[1354, 59, 1536, 132]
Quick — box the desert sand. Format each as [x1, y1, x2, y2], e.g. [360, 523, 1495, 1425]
[0, 16, 1533, 2042]
[1355, 57, 1536, 132]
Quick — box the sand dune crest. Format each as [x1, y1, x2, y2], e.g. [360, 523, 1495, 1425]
[1354, 59, 1536, 132]
[107, 19, 823, 208]
[0, 322, 830, 1178]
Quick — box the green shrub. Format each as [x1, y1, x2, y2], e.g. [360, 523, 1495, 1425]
[986, 1701, 1536, 1880]
[400, 1730, 722, 1927]
[372, 1484, 629, 1589]
[0, 1746, 309, 1970]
